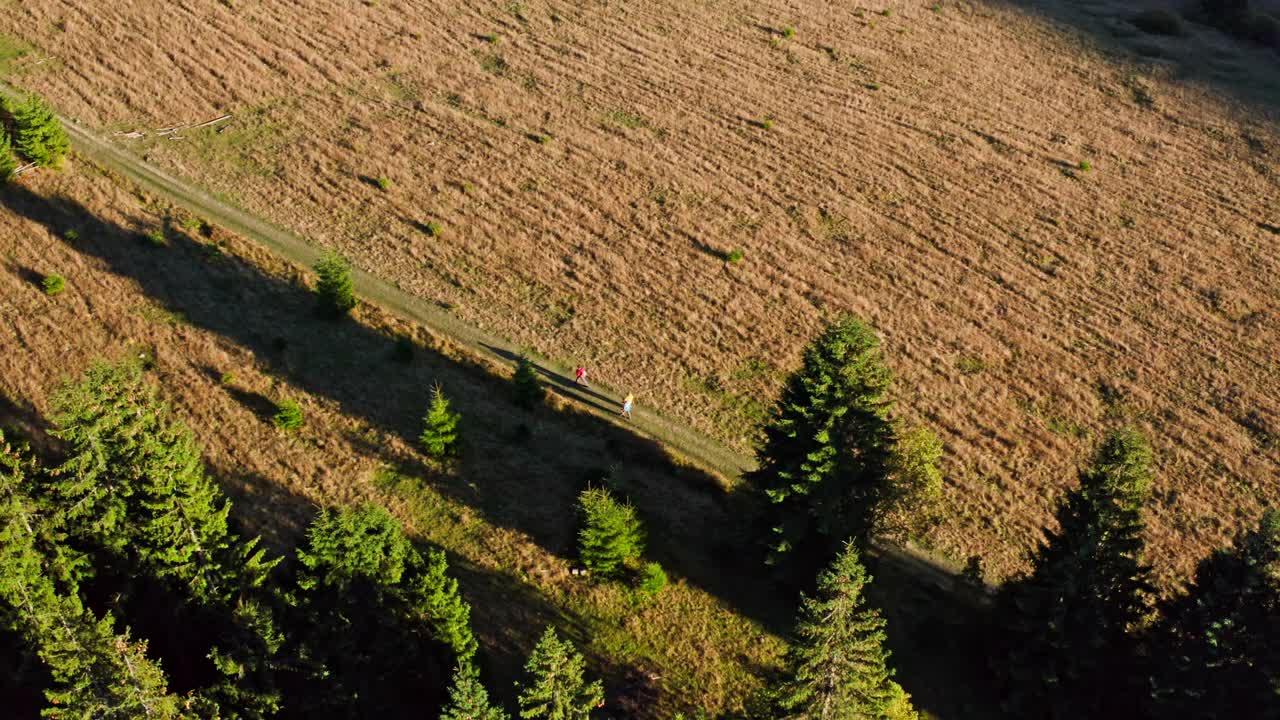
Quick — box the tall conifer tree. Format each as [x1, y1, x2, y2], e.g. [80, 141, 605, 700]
[778, 542, 916, 720]
[994, 428, 1156, 719]
[1147, 508, 1280, 718]
[516, 626, 603, 720]
[746, 315, 896, 575]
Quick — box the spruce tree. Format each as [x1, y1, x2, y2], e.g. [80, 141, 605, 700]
[576, 486, 645, 579]
[0, 126, 16, 182]
[778, 542, 915, 720]
[48, 357, 276, 605]
[1147, 508, 1280, 719]
[313, 251, 357, 318]
[440, 663, 509, 720]
[0, 436, 182, 719]
[516, 626, 603, 720]
[512, 354, 544, 408]
[994, 428, 1156, 719]
[421, 384, 462, 460]
[2, 93, 69, 168]
[746, 314, 897, 575]
[46, 360, 284, 716]
[290, 504, 477, 714]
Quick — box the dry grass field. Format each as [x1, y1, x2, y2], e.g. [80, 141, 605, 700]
[3, 0, 1278, 590]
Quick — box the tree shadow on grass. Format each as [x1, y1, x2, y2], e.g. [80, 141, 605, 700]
[1, 180, 1000, 717]
[993, 0, 1280, 118]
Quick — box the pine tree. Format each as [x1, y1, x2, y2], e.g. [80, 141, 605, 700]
[48, 357, 276, 605]
[440, 663, 509, 720]
[1147, 508, 1280, 719]
[2, 93, 69, 168]
[0, 435, 182, 719]
[994, 428, 1156, 719]
[576, 486, 645, 579]
[0, 126, 17, 182]
[296, 504, 414, 593]
[512, 354, 544, 408]
[778, 542, 913, 720]
[46, 361, 284, 716]
[291, 504, 477, 714]
[517, 626, 604, 720]
[746, 314, 897, 575]
[421, 384, 462, 460]
[313, 251, 356, 318]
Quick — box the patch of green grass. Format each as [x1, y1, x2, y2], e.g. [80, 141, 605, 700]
[62, 229, 79, 242]
[955, 356, 988, 375]
[605, 109, 647, 129]
[880, 8, 893, 16]
[480, 32, 499, 43]
[144, 228, 168, 247]
[726, 248, 745, 264]
[526, 132, 550, 145]
[1078, 160, 1092, 172]
[41, 274, 65, 297]
[421, 221, 442, 237]
[781, 25, 796, 38]
[219, 372, 237, 386]
[272, 398, 305, 431]
[134, 304, 189, 325]
[375, 175, 391, 191]
[477, 52, 509, 76]
[0, 33, 33, 75]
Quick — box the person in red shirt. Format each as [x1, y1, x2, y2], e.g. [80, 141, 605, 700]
[574, 366, 589, 385]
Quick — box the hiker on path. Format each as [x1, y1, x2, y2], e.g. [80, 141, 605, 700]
[575, 366, 589, 385]
[621, 393, 634, 420]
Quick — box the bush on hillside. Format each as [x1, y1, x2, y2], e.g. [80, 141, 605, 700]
[41, 273, 65, 296]
[272, 398, 304, 431]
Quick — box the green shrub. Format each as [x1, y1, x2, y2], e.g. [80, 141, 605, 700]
[1, 93, 69, 167]
[41, 273, 65, 296]
[781, 26, 796, 38]
[144, 228, 167, 247]
[512, 354, 544, 408]
[314, 251, 357, 318]
[375, 176, 390, 191]
[726, 248, 745, 264]
[63, 229, 79, 242]
[422, 221, 442, 237]
[577, 486, 645, 579]
[636, 562, 667, 596]
[272, 398, 304, 431]
[420, 385, 461, 460]
[1132, 9, 1183, 35]
[1079, 160, 1092, 172]
[219, 372, 237, 386]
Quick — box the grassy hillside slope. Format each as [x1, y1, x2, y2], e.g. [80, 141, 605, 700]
[2, 0, 1277, 586]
